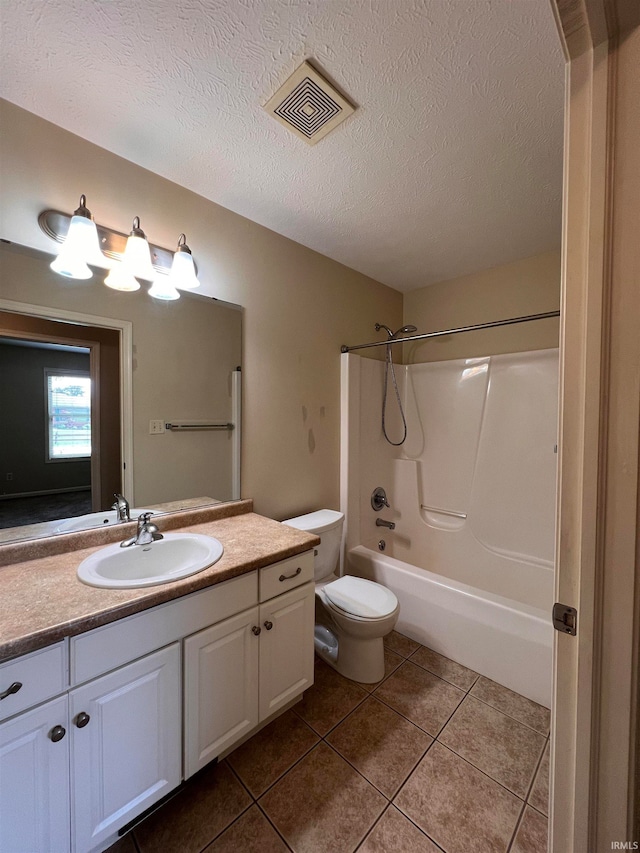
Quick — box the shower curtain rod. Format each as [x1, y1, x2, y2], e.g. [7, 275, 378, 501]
[340, 310, 560, 353]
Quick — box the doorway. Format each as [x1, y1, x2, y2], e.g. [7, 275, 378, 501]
[0, 311, 121, 531]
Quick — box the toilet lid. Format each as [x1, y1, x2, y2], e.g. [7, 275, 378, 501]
[324, 576, 398, 619]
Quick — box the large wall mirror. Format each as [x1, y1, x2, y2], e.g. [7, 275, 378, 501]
[0, 241, 242, 543]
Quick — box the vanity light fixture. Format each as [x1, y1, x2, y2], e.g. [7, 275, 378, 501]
[104, 217, 153, 292]
[49, 194, 104, 279]
[168, 234, 199, 291]
[148, 274, 181, 301]
[104, 263, 141, 292]
[39, 201, 201, 302]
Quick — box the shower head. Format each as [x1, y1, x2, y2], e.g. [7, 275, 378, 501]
[396, 325, 417, 337]
[375, 323, 395, 339]
[375, 323, 418, 341]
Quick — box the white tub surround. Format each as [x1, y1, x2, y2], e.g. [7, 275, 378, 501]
[341, 348, 558, 707]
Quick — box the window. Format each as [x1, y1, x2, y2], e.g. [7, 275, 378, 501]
[45, 369, 92, 461]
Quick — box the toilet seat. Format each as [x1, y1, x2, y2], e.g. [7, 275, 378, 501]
[323, 575, 398, 620]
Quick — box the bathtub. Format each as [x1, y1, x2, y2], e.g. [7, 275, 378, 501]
[347, 545, 553, 707]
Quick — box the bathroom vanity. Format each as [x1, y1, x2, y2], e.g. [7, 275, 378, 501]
[0, 502, 319, 853]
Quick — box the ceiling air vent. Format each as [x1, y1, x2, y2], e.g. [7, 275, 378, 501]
[264, 60, 355, 146]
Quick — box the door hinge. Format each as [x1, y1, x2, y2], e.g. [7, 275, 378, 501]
[553, 603, 577, 636]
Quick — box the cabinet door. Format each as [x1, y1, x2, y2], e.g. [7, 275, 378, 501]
[71, 643, 181, 853]
[184, 607, 260, 778]
[0, 695, 70, 853]
[259, 582, 315, 721]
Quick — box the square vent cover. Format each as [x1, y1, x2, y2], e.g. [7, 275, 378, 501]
[264, 60, 355, 146]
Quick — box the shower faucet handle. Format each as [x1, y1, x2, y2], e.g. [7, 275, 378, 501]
[371, 487, 390, 511]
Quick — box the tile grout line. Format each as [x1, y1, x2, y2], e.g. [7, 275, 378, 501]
[433, 740, 530, 804]
[406, 650, 482, 693]
[255, 801, 297, 853]
[353, 802, 394, 853]
[467, 690, 551, 736]
[389, 789, 449, 853]
[195, 798, 255, 853]
[521, 738, 550, 818]
[506, 800, 529, 853]
[322, 735, 432, 804]
[242, 738, 320, 801]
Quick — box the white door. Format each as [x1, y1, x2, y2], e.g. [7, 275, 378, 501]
[71, 643, 181, 853]
[0, 695, 70, 853]
[259, 582, 315, 721]
[183, 607, 260, 778]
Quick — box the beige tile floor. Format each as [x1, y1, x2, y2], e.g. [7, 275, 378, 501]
[109, 631, 550, 853]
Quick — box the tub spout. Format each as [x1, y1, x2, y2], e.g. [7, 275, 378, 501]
[376, 518, 396, 530]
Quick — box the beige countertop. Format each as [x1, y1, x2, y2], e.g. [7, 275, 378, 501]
[0, 502, 319, 663]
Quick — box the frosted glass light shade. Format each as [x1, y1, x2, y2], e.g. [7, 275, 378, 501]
[148, 275, 180, 301]
[104, 265, 141, 292]
[169, 247, 199, 290]
[50, 214, 103, 279]
[122, 233, 156, 281]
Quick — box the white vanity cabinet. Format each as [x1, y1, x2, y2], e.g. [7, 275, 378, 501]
[0, 548, 315, 853]
[0, 694, 70, 853]
[0, 643, 181, 853]
[184, 607, 260, 776]
[71, 644, 181, 853]
[0, 642, 70, 853]
[183, 553, 315, 778]
[258, 581, 315, 720]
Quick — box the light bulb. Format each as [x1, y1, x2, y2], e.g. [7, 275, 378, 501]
[148, 275, 180, 301]
[50, 194, 104, 279]
[104, 265, 140, 292]
[168, 234, 200, 290]
[121, 216, 156, 281]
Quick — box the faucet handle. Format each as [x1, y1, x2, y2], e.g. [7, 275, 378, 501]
[112, 493, 131, 523]
[371, 487, 390, 511]
[137, 511, 154, 527]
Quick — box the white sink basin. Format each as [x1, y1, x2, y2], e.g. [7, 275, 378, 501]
[56, 509, 154, 533]
[77, 533, 224, 589]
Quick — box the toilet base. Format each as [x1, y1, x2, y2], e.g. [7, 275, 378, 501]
[316, 629, 386, 683]
[314, 625, 338, 663]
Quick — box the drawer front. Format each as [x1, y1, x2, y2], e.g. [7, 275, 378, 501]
[71, 571, 258, 685]
[0, 642, 67, 722]
[259, 551, 314, 602]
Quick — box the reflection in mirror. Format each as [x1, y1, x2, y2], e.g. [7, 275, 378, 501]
[0, 241, 242, 544]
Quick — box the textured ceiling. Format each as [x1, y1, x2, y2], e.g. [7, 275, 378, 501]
[0, 0, 564, 292]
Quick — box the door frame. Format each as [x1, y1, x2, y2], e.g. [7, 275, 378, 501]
[0, 326, 101, 510]
[549, 1, 640, 849]
[0, 298, 134, 501]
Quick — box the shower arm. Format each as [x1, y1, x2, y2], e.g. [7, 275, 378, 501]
[340, 310, 560, 353]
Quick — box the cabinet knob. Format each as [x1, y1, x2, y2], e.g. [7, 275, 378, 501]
[263, 620, 273, 630]
[0, 681, 22, 701]
[75, 712, 91, 728]
[49, 725, 66, 742]
[251, 625, 261, 636]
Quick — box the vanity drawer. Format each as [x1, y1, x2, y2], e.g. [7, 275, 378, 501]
[0, 641, 67, 721]
[259, 551, 314, 602]
[71, 571, 258, 685]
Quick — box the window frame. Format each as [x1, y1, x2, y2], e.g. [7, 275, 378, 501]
[44, 367, 92, 463]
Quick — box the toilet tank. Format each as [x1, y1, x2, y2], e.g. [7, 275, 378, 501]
[282, 510, 344, 582]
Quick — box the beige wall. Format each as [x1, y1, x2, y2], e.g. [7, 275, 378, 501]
[403, 250, 561, 363]
[0, 99, 403, 520]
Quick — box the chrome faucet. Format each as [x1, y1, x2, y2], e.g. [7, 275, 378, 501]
[120, 512, 163, 548]
[112, 493, 131, 523]
[376, 518, 396, 530]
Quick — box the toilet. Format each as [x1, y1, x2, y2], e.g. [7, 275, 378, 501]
[283, 509, 399, 683]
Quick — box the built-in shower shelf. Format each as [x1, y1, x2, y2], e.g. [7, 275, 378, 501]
[420, 505, 467, 519]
